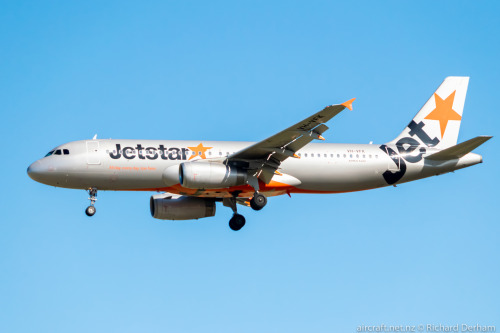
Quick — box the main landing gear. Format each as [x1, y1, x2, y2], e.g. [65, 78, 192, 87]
[229, 213, 246, 231]
[85, 187, 98, 216]
[250, 193, 267, 211]
[224, 195, 246, 231]
[247, 177, 267, 211]
[224, 191, 267, 231]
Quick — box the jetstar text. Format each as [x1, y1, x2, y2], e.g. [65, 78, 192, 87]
[109, 144, 190, 160]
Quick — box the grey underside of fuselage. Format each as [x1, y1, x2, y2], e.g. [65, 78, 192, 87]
[40, 139, 466, 195]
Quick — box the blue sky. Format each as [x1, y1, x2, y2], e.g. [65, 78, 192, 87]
[1, 1, 499, 332]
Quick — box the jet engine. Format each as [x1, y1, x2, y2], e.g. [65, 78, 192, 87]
[178, 162, 247, 189]
[150, 195, 216, 220]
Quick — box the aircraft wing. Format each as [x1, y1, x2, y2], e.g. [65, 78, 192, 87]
[228, 98, 355, 183]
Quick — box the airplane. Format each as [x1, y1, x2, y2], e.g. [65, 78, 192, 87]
[27, 77, 491, 230]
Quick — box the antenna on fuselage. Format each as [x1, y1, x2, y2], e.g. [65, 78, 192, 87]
[92, 134, 97, 140]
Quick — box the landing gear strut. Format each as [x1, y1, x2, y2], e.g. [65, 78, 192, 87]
[247, 176, 267, 211]
[223, 194, 246, 231]
[85, 187, 97, 216]
[222, 180, 267, 230]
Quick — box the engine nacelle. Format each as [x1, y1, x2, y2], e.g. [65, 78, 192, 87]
[179, 162, 247, 189]
[162, 164, 181, 186]
[150, 195, 216, 220]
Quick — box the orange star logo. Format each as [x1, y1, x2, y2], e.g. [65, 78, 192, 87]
[424, 91, 462, 138]
[187, 143, 212, 160]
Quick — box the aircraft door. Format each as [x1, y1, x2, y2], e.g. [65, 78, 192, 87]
[86, 141, 101, 165]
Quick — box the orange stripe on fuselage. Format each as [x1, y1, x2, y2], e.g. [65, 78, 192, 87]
[118, 181, 371, 198]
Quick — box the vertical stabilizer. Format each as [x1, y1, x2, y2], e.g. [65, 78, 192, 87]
[390, 77, 469, 149]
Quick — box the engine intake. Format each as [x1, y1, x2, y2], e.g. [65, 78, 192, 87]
[150, 195, 216, 220]
[179, 162, 247, 189]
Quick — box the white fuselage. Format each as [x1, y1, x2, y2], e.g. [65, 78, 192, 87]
[27, 139, 482, 198]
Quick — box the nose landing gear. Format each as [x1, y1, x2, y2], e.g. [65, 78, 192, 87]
[85, 205, 96, 216]
[85, 187, 98, 216]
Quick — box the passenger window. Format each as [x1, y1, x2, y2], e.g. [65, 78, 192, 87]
[343, 154, 346, 158]
[305, 153, 308, 157]
[324, 154, 327, 157]
[330, 154, 333, 158]
[198, 151, 202, 155]
[63, 149, 69, 155]
[311, 153, 314, 157]
[369, 155, 372, 158]
[356, 154, 359, 158]
[298, 153, 302, 157]
[375, 155, 378, 158]
[350, 154, 353, 158]
[337, 154, 340, 158]
[219, 152, 222, 156]
[363, 155, 365, 158]
[209, 152, 212, 156]
[54, 149, 62, 155]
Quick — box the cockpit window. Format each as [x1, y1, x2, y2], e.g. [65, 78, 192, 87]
[45, 149, 69, 157]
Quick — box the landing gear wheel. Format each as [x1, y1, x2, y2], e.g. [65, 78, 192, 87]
[85, 206, 96, 216]
[85, 187, 98, 217]
[229, 214, 246, 231]
[250, 193, 267, 211]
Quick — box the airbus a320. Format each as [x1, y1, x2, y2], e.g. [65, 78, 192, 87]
[27, 77, 491, 230]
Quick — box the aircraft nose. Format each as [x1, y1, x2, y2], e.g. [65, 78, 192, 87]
[27, 160, 45, 182]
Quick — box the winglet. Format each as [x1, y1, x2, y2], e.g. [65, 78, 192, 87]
[341, 98, 356, 111]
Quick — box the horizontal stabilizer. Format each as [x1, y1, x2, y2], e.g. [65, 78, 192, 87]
[425, 136, 492, 161]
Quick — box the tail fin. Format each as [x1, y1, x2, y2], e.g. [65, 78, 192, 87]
[390, 77, 469, 149]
